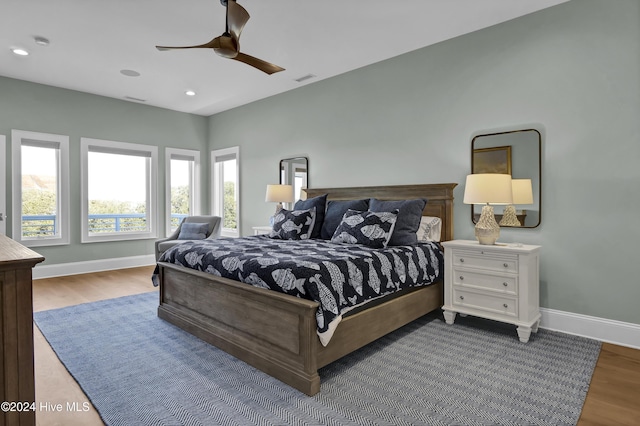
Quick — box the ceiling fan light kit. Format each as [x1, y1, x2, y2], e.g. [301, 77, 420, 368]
[156, 0, 284, 75]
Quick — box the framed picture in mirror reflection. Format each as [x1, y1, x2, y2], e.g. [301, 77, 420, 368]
[473, 146, 512, 174]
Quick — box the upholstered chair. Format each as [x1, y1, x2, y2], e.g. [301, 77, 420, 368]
[155, 215, 222, 261]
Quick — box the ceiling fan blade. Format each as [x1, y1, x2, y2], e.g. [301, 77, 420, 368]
[227, 0, 250, 41]
[232, 52, 285, 75]
[157, 1, 281, 74]
[156, 36, 222, 51]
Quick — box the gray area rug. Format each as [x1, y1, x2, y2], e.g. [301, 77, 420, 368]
[34, 292, 601, 426]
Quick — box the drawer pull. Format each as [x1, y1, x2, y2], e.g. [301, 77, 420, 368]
[459, 295, 464, 300]
[460, 258, 464, 263]
[503, 303, 508, 308]
[502, 282, 508, 287]
[459, 276, 464, 281]
[503, 263, 509, 268]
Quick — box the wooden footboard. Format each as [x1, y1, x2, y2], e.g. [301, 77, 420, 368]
[158, 262, 323, 395]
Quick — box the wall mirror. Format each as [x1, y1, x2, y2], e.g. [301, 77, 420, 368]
[471, 129, 541, 228]
[280, 157, 308, 202]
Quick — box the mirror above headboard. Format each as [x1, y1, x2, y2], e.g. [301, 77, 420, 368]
[471, 129, 541, 228]
[280, 156, 308, 202]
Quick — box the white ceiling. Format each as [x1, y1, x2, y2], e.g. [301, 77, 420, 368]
[1, 0, 568, 116]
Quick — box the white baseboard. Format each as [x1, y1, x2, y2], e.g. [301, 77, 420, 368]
[540, 307, 640, 350]
[33, 255, 156, 280]
[32, 257, 640, 350]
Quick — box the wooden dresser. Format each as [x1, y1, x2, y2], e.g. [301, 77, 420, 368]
[0, 235, 44, 426]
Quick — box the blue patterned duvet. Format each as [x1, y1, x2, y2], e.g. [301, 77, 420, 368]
[153, 236, 443, 345]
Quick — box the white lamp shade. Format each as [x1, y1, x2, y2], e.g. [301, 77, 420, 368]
[265, 184, 294, 203]
[511, 179, 534, 205]
[463, 174, 513, 205]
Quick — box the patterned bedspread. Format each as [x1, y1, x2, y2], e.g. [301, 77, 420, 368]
[152, 236, 443, 346]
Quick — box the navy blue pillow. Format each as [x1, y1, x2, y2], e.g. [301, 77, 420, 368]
[320, 199, 369, 240]
[294, 194, 327, 239]
[269, 208, 316, 240]
[369, 198, 427, 246]
[331, 209, 398, 248]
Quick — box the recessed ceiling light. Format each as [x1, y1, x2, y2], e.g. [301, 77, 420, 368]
[185, 90, 196, 96]
[120, 69, 141, 77]
[11, 48, 29, 56]
[34, 36, 50, 46]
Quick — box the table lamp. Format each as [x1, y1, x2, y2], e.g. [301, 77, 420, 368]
[499, 179, 533, 227]
[265, 184, 294, 216]
[464, 174, 513, 245]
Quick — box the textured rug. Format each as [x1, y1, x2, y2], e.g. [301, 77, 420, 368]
[35, 292, 601, 426]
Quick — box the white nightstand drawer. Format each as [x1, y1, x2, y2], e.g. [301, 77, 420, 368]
[453, 269, 517, 295]
[452, 289, 518, 317]
[451, 250, 518, 273]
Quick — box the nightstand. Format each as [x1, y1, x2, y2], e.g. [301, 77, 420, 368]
[442, 240, 541, 343]
[252, 226, 272, 235]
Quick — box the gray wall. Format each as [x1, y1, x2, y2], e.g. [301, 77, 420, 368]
[208, 0, 640, 325]
[0, 77, 209, 264]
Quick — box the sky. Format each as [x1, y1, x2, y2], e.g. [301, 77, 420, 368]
[23, 147, 151, 203]
[88, 152, 147, 203]
[22, 146, 235, 204]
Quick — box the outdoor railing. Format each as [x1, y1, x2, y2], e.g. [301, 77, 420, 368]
[21, 213, 188, 237]
[22, 215, 58, 237]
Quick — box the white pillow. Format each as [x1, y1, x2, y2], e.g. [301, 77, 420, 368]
[416, 216, 442, 242]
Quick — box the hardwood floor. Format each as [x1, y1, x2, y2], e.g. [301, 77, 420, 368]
[578, 343, 640, 425]
[32, 266, 640, 425]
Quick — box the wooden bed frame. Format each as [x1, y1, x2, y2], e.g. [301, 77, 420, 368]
[157, 183, 457, 395]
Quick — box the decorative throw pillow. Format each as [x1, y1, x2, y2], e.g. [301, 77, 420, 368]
[331, 209, 398, 248]
[369, 198, 427, 246]
[294, 194, 327, 239]
[320, 199, 370, 240]
[416, 216, 442, 242]
[177, 222, 209, 240]
[269, 207, 316, 240]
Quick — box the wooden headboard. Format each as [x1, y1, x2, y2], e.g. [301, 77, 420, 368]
[304, 183, 457, 242]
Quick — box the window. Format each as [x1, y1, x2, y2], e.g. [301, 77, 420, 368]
[166, 148, 201, 235]
[81, 138, 158, 243]
[211, 147, 240, 237]
[11, 130, 70, 247]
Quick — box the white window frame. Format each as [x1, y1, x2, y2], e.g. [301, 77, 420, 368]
[211, 146, 240, 238]
[11, 130, 70, 247]
[165, 147, 201, 236]
[81, 137, 158, 243]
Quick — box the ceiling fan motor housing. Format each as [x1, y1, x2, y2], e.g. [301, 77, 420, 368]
[214, 35, 238, 58]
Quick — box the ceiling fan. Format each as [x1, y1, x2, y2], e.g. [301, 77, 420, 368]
[156, 0, 285, 75]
